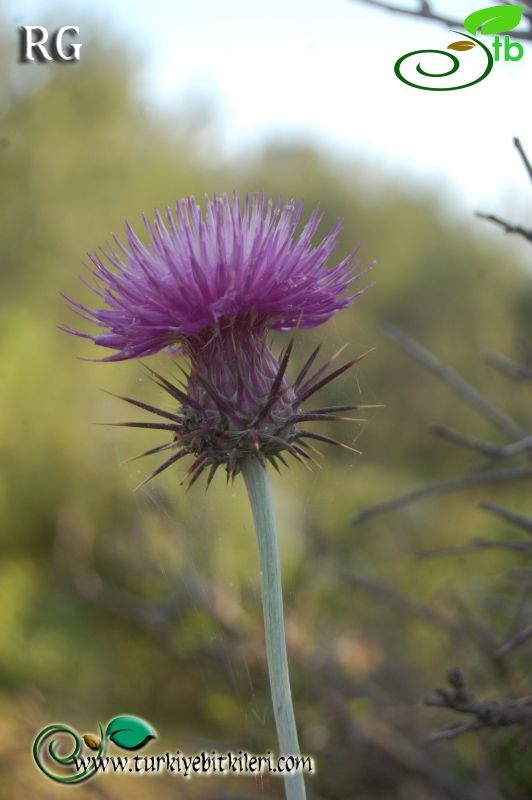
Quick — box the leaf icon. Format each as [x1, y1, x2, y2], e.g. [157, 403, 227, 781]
[447, 40, 476, 51]
[105, 716, 156, 751]
[464, 5, 524, 36]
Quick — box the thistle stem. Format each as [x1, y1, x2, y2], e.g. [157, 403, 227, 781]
[241, 457, 307, 800]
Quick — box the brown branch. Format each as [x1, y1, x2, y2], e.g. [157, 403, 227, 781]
[428, 720, 481, 742]
[426, 668, 532, 743]
[479, 502, 532, 534]
[475, 212, 532, 243]
[351, 0, 532, 41]
[380, 323, 525, 440]
[495, 625, 532, 659]
[350, 468, 532, 524]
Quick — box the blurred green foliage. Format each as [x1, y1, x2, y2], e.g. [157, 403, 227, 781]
[1, 24, 531, 800]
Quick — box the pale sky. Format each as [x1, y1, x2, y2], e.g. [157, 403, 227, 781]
[6, 0, 532, 217]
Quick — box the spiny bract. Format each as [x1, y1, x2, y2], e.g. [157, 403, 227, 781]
[64, 192, 372, 485]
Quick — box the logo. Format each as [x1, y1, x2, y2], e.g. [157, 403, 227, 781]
[19, 26, 82, 63]
[32, 714, 156, 784]
[394, 5, 525, 90]
[32, 718, 315, 783]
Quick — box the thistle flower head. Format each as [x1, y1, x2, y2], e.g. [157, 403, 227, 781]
[64, 193, 366, 361]
[64, 192, 372, 485]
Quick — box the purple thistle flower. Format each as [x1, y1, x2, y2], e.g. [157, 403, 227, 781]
[64, 192, 372, 484]
[64, 193, 366, 361]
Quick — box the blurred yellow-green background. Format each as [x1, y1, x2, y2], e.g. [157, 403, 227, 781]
[1, 1, 531, 798]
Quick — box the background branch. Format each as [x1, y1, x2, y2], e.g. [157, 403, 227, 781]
[479, 502, 532, 534]
[381, 322, 525, 440]
[350, 468, 532, 524]
[475, 212, 532, 243]
[426, 669, 532, 743]
[514, 136, 532, 183]
[351, 0, 532, 41]
[485, 350, 532, 382]
[495, 625, 532, 659]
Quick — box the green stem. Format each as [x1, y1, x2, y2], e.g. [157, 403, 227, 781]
[241, 456, 307, 800]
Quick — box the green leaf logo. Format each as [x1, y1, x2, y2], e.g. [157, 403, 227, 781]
[105, 716, 156, 751]
[464, 5, 524, 36]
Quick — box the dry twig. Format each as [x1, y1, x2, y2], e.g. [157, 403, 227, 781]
[418, 538, 532, 558]
[350, 468, 532, 524]
[426, 668, 532, 743]
[514, 136, 532, 184]
[485, 350, 532, 382]
[495, 625, 532, 660]
[381, 323, 525, 440]
[479, 502, 532, 534]
[476, 138, 532, 244]
[351, 0, 532, 41]
[429, 423, 513, 459]
[475, 213, 532, 243]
